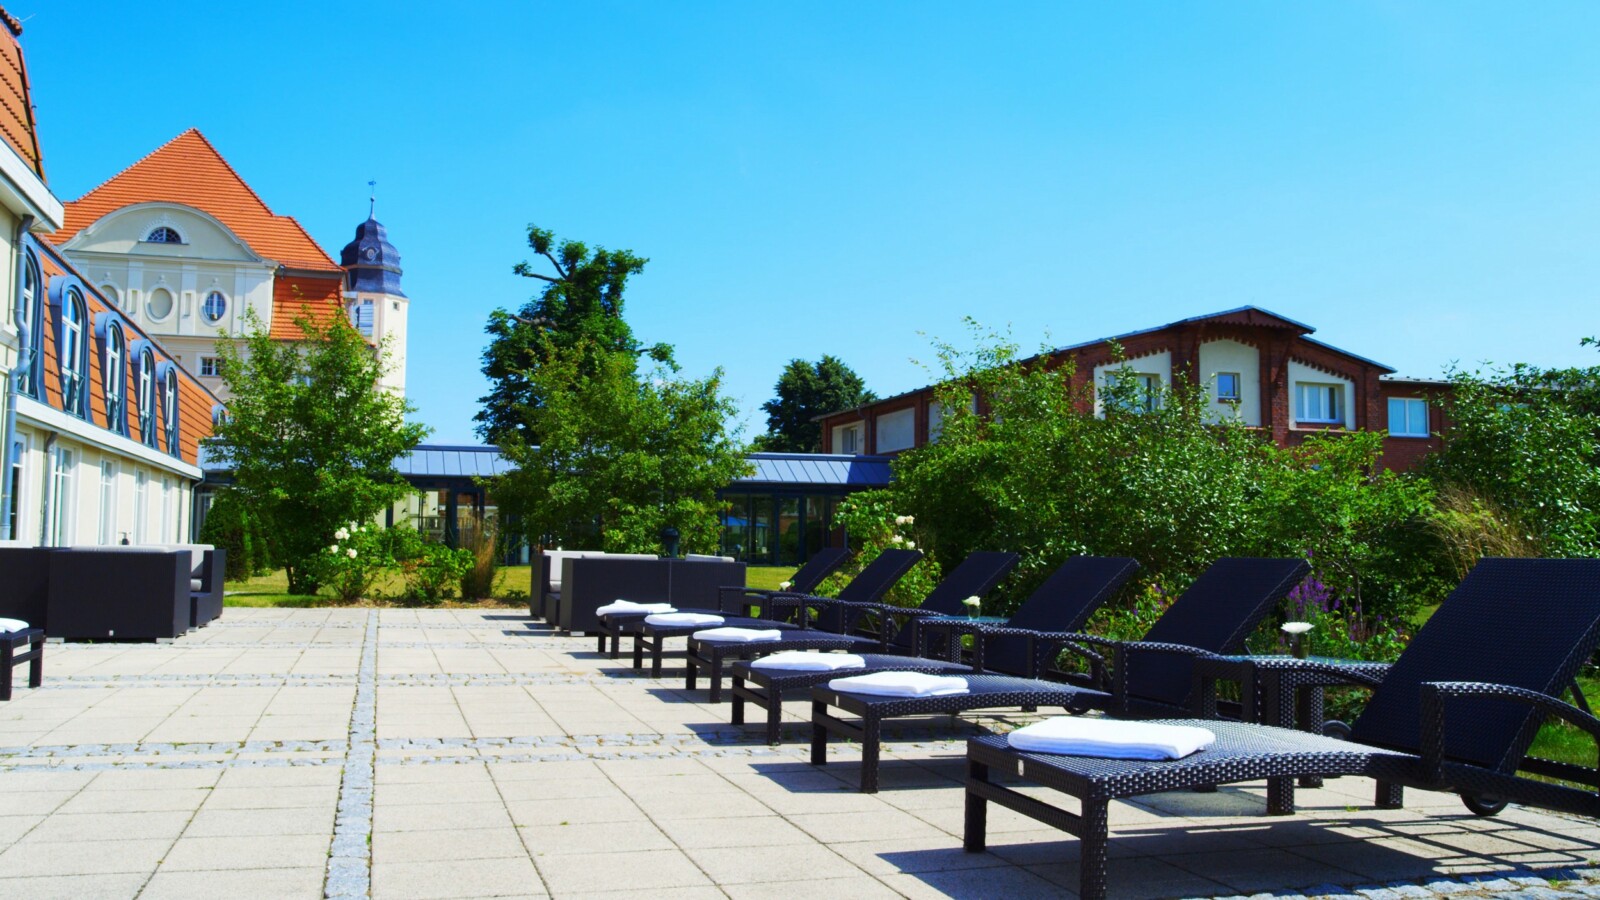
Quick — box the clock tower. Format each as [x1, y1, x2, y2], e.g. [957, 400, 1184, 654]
[338, 202, 409, 394]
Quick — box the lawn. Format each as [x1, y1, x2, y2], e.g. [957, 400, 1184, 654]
[225, 564, 798, 607]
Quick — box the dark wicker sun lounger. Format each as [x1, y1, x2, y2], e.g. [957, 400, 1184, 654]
[727, 555, 1141, 743]
[626, 549, 925, 677]
[810, 557, 1310, 792]
[962, 557, 1600, 900]
[684, 551, 1023, 702]
[593, 547, 849, 659]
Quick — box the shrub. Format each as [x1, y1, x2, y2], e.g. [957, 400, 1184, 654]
[814, 491, 944, 607]
[399, 542, 473, 606]
[199, 488, 261, 581]
[312, 523, 394, 603]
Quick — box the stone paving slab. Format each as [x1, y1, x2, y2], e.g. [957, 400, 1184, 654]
[3, 607, 1600, 898]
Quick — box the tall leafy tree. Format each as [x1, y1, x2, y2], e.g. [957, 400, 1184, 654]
[477, 225, 670, 444]
[755, 356, 875, 452]
[482, 228, 750, 551]
[210, 312, 428, 594]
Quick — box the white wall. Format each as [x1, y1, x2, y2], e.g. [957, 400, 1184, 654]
[1093, 350, 1171, 416]
[11, 424, 195, 547]
[875, 407, 916, 452]
[1197, 339, 1262, 426]
[1287, 360, 1355, 430]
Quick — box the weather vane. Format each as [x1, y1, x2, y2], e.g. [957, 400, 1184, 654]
[368, 179, 377, 218]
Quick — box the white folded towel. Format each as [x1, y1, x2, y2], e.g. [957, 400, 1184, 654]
[828, 671, 969, 698]
[1007, 717, 1215, 760]
[0, 617, 29, 633]
[644, 612, 725, 627]
[596, 600, 676, 617]
[692, 627, 783, 643]
[752, 652, 867, 672]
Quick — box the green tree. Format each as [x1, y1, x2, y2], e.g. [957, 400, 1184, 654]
[210, 313, 428, 594]
[754, 356, 875, 452]
[1425, 364, 1600, 558]
[476, 225, 670, 444]
[492, 336, 750, 553]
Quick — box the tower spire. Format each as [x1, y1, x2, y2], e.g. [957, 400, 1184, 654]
[367, 179, 376, 219]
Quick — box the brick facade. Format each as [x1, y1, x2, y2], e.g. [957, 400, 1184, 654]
[818, 306, 1449, 472]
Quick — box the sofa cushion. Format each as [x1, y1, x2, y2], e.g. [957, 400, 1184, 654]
[685, 554, 735, 563]
[190, 578, 204, 592]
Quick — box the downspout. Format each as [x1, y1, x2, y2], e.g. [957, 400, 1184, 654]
[0, 214, 36, 540]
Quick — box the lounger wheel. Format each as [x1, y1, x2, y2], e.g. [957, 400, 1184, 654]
[1461, 794, 1507, 817]
[1320, 720, 1352, 740]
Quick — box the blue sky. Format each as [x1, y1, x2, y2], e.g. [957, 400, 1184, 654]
[20, 2, 1600, 443]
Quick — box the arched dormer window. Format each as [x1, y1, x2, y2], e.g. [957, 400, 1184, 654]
[98, 315, 129, 435]
[161, 365, 180, 455]
[14, 248, 41, 397]
[50, 279, 91, 418]
[211, 404, 230, 426]
[136, 344, 158, 447]
[144, 226, 183, 244]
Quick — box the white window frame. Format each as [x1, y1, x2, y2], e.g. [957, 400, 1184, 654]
[103, 321, 126, 430]
[1105, 371, 1161, 413]
[59, 289, 88, 417]
[16, 252, 40, 396]
[49, 446, 75, 547]
[163, 368, 180, 454]
[199, 356, 220, 377]
[1295, 382, 1343, 425]
[202, 290, 227, 323]
[160, 476, 173, 542]
[133, 469, 149, 543]
[839, 425, 860, 454]
[1215, 372, 1241, 403]
[99, 460, 118, 545]
[7, 435, 27, 541]
[1388, 397, 1430, 438]
[138, 348, 157, 445]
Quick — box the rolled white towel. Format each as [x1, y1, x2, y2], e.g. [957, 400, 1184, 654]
[0, 617, 29, 633]
[828, 671, 969, 698]
[752, 652, 867, 672]
[1007, 717, 1215, 760]
[692, 627, 783, 643]
[644, 612, 725, 628]
[597, 600, 676, 617]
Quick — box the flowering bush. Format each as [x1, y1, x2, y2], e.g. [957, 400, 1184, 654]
[813, 491, 943, 607]
[313, 522, 394, 603]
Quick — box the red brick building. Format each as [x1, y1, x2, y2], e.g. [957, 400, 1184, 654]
[818, 306, 1447, 471]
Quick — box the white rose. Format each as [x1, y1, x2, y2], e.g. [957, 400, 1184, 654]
[1280, 621, 1314, 635]
[346, 549, 358, 559]
[894, 515, 908, 525]
[904, 541, 916, 550]
[905, 516, 915, 525]
[328, 545, 338, 554]
[890, 535, 904, 544]
[334, 529, 350, 541]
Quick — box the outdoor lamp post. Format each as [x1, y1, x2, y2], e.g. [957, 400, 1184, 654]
[660, 526, 680, 558]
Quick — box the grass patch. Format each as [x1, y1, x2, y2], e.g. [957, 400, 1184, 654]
[226, 563, 798, 608]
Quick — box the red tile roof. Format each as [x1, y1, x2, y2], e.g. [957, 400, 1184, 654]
[0, 6, 44, 179]
[48, 129, 340, 272]
[271, 274, 346, 341]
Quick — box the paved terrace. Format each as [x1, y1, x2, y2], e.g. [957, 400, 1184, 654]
[3, 609, 1600, 900]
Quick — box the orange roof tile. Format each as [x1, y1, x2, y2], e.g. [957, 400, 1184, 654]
[271, 274, 346, 340]
[0, 6, 44, 179]
[48, 129, 339, 272]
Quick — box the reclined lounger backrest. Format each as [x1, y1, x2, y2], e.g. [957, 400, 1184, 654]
[984, 556, 1141, 676]
[1351, 557, 1600, 771]
[808, 548, 925, 632]
[876, 551, 1021, 651]
[1128, 557, 1310, 710]
[785, 547, 851, 595]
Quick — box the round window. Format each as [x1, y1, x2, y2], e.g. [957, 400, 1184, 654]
[203, 290, 227, 323]
[147, 288, 174, 320]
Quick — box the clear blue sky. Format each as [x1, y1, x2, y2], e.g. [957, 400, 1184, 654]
[20, 2, 1600, 443]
